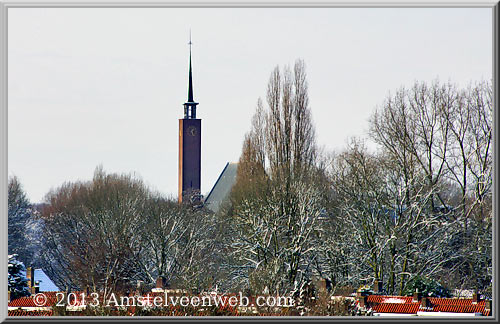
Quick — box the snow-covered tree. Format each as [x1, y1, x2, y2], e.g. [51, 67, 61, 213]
[8, 254, 30, 300]
[225, 60, 330, 295]
[324, 138, 465, 294]
[353, 79, 492, 293]
[227, 177, 325, 295]
[139, 195, 218, 292]
[8, 176, 38, 267]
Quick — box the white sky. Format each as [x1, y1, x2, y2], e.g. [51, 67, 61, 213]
[8, 7, 492, 203]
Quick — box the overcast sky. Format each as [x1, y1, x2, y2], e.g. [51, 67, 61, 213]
[8, 7, 492, 203]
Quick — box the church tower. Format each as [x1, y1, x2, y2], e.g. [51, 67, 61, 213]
[178, 35, 201, 203]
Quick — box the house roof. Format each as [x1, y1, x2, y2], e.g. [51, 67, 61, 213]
[367, 295, 414, 303]
[363, 295, 490, 316]
[9, 296, 48, 308]
[8, 309, 53, 316]
[9, 294, 58, 308]
[428, 297, 486, 306]
[8, 291, 86, 308]
[371, 303, 421, 314]
[204, 162, 238, 213]
[34, 269, 60, 292]
[431, 304, 489, 315]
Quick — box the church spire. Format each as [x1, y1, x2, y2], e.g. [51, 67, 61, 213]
[184, 30, 198, 119]
[187, 31, 194, 102]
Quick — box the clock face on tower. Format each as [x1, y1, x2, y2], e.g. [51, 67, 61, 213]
[187, 126, 197, 136]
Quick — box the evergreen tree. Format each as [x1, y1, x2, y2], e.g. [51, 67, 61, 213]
[8, 254, 31, 300]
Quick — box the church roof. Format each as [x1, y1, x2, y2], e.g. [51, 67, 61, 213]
[204, 162, 238, 213]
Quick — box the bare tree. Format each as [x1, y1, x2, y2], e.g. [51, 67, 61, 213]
[324, 137, 469, 295]
[265, 60, 316, 181]
[139, 196, 217, 292]
[363, 79, 492, 293]
[41, 166, 221, 296]
[41, 167, 150, 296]
[226, 59, 325, 295]
[228, 178, 324, 294]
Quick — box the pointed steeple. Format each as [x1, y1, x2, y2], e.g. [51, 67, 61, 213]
[183, 30, 198, 119]
[187, 34, 194, 103]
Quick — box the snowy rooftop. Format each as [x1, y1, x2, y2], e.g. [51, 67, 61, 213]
[34, 269, 60, 292]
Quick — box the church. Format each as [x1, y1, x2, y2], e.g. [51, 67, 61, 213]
[177, 38, 236, 212]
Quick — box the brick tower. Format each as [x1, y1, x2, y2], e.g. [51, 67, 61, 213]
[178, 35, 201, 203]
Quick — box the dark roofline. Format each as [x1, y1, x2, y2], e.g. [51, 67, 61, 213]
[204, 162, 230, 205]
